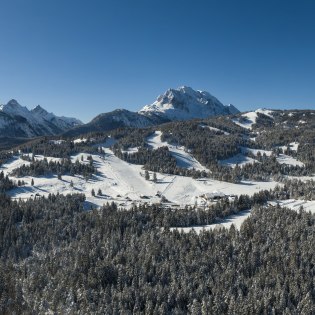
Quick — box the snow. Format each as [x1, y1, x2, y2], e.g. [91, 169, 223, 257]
[220, 149, 303, 168]
[268, 199, 315, 214]
[199, 124, 230, 135]
[1, 156, 31, 175]
[146, 131, 207, 171]
[278, 142, 300, 153]
[232, 111, 257, 129]
[276, 154, 304, 167]
[171, 196, 315, 234]
[219, 154, 258, 168]
[0, 99, 82, 137]
[170, 210, 252, 233]
[49, 140, 66, 145]
[232, 109, 274, 130]
[256, 108, 274, 118]
[241, 147, 273, 157]
[139, 86, 238, 121]
[122, 147, 139, 154]
[289, 142, 299, 152]
[2, 150, 279, 209]
[73, 138, 88, 143]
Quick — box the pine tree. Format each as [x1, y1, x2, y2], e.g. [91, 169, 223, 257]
[145, 170, 150, 180]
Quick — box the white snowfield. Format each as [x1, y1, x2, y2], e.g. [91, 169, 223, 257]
[1, 148, 279, 209]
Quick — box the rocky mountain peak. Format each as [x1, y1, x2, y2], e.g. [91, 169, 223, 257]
[139, 86, 239, 120]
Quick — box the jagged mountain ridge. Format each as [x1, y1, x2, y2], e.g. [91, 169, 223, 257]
[139, 86, 239, 120]
[0, 99, 82, 138]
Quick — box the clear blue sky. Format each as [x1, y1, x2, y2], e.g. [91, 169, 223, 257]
[0, 0, 314, 122]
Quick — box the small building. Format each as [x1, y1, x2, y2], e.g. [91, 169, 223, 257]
[202, 191, 226, 201]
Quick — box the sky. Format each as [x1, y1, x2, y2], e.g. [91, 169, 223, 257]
[0, 0, 314, 122]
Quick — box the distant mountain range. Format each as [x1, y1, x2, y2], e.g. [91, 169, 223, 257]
[0, 87, 240, 139]
[0, 99, 82, 138]
[64, 86, 240, 136]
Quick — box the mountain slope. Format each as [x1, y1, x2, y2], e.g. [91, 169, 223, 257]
[64, 109, 170, 137]
[65, 86, 239, 136]
[139, 86, 239, 120]
[0, 99, 83, 138]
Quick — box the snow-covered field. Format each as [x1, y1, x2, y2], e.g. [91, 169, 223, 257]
[2, 145, 313, 234]
[1, 148, 279, 209]
[219, 154, 257, 168]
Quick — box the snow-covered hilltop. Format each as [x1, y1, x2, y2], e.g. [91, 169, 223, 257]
[0, 99, 82, 138]
[139, 86, 239, 120]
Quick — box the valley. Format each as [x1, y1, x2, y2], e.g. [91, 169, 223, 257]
[0, 87, 315, 314]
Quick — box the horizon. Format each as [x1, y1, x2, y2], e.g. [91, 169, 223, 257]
[0, 85, 314, 123]
[0, 0, 314, 122]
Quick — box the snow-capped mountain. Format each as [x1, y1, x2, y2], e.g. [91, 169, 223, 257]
[139, 86, 239, 120]
[31, 105, 82, 130]
[0, 99, 82, 138]
[65, 86, 239, 136]
[1, 87, 239, 139]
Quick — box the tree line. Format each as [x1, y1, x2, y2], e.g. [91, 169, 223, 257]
[11, 157, 96, 179]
